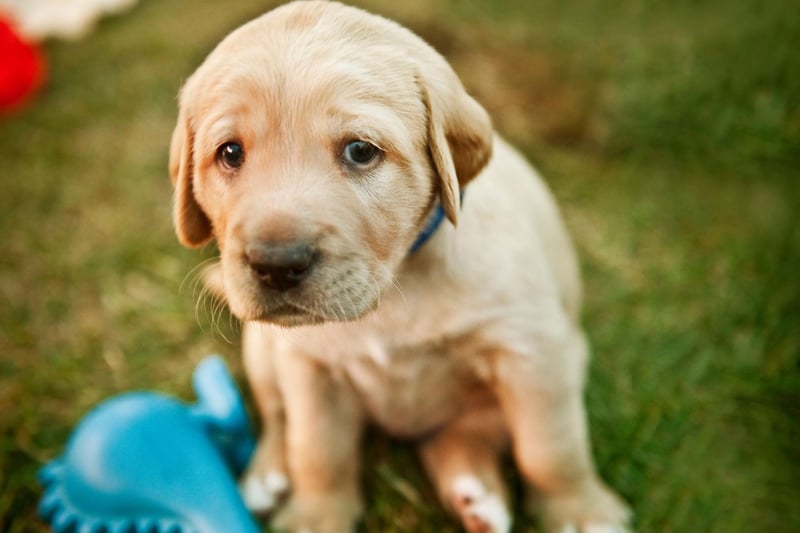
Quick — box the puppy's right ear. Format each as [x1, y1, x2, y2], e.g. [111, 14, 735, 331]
[169, 106, 213, 248]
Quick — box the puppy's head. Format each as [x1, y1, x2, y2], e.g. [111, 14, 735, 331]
[169, 0, 492, 326]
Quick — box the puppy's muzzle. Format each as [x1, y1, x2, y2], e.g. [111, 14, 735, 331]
[245, 241, 318, 292]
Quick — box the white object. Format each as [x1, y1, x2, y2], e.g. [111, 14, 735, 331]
[0, 0, 139, 40]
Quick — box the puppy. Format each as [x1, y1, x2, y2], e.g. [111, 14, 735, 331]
[169, 2, 631, 532]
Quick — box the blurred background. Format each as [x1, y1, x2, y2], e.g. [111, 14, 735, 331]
[1, 0, 798, 531]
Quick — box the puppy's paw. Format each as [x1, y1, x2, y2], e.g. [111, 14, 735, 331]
[240, 427, 290, 514]
[538, 480, 631, 533]
[451, 474, 512, 533]
[557, 524, 631, 533]
[272, 491, 362, 533]
[239, 470, 290, 514]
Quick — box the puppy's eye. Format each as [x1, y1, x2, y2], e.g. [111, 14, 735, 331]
[343, 140, 379, 166]
[217, 142, 245, 170]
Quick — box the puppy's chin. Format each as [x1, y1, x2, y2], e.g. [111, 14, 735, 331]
[235, 300, 377, 328]
[225, 282, 381, 327]
[253, 307, 328, 328]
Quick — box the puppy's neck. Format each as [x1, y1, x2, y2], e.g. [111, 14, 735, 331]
[407, 190, 465, 254]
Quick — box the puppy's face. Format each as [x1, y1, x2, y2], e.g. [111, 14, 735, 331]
[170, 1, 492, 327]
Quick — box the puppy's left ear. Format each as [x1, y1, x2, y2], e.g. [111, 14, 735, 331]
[419, 71, 493, 226]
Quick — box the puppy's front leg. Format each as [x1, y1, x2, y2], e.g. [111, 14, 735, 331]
[273, 348, 365, 533]
[491, 325, 631, 533]
[240, 324, 290, 513]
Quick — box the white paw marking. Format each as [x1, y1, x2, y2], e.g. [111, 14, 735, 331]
[453, 474, 485, 502]
[585, 525, 630, 533]
[264, 471, 289, 493]
[561, 524, 629, 533]
[239, 470, 289, 513]
[452, 474, 511, 533]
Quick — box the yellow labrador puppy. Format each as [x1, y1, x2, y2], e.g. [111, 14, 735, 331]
[169, 2, 631, 532]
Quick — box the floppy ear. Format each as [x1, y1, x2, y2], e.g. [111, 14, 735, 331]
[169, 107, 213, 248]
[419, 73, 493, 226]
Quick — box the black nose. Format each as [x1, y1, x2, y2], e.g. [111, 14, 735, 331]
[246, 241, 318, 291]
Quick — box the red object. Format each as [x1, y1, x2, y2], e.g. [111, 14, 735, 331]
[0, 17, 45, 112]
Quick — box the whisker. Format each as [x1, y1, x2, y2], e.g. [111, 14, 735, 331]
[228, 307, 241, 338]
[329, 294, 345, 322]
[337, 289, 356, 322]
[182, 257, 243, 344]
[382, 264, 411, 328]
[194, 282, 211, 330]
[180, 257, 219, 296]
[212, 296, 236, 345]
[390, 275, 407, 308]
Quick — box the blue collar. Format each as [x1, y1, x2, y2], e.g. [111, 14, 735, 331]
[408, 191, 464, 254]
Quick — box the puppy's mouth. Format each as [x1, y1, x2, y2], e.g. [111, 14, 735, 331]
[262, 296, 382, 325]
[271, 303, 306, 316]
[239, 285, 381, 326]
[250, 301, 326, 327]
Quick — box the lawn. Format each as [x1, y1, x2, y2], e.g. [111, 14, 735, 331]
[1, 0, 798, 531]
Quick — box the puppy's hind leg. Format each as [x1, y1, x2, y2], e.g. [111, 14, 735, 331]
[491, 326, 631, 533]
[418, 407, 512, 533]
[239, 323, 290, 514]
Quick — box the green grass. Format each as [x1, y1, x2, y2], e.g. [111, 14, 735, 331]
[1, 0, 798, 531]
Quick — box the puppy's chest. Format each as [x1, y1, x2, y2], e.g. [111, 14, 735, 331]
[338, 335, 492, 438]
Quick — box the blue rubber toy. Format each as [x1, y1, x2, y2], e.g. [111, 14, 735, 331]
[38, 355, 261, 533]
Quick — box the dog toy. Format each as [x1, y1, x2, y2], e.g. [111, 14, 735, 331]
[38, 355, 261, 533]
[0, 17, 45, 112]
